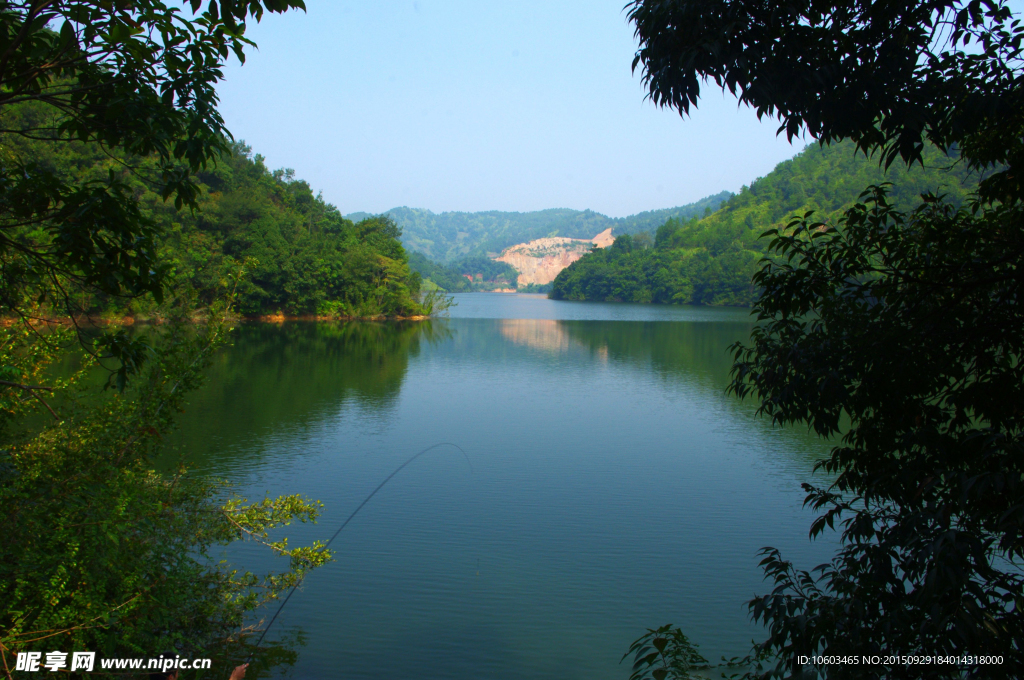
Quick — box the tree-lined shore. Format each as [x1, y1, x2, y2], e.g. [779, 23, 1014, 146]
[551, 140, 982, 306]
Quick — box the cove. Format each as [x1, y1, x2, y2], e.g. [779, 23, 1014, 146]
[160, 293, 838, 680]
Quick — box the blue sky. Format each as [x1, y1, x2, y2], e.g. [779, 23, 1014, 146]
[216, 0, 806, 218]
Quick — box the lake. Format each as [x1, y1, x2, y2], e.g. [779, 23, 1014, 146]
[162, 293, 837, 679]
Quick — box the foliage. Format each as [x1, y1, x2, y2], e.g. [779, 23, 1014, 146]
[0, 1, 348, 675]
[0, 0, 428, 321]
[448, 256, 519, 289]
[0, 0, 304, 322]
[626, 0, 1023, 187]
[409, 252, 521, 292]
[0, 295, 332, 675]
[355, 192, 732, 262]
[622, 625, 709, 680]
[169, 146, 427, 317]
[551, 228, 757, 305]
[732, 189, 1023, 678]
[1, 97, 429, 318]
[552, 141, 978, 306]
[625, 0, 1024, 677]
[407, 252, 473, 293]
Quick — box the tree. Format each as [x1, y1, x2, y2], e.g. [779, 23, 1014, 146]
[549, 140, 980, 308]
[0, 2, 339, 673]
[0, 297, 333, 674]
[627, 0, 1022, 193]
[625, 0, 1023, 677]
[0, 0, 304, 327]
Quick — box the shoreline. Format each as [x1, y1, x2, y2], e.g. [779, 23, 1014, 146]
[247, 313, 430, 323]
[0, 313, 433, 328]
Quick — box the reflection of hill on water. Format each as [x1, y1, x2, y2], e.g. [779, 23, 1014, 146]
[556, 320, 752, 391]
[549, 320, 828, 470]
[161, 321, 447, 469]
[477, 318, 826, 470]
[498, 319, 608, 362]
[495, 318, 752, 391]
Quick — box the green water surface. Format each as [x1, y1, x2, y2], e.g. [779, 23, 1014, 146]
[162, 293, 837, 680]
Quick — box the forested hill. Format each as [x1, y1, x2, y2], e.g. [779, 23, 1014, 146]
[346, 192, 731, 262]
[551, 140, 981, 306]
[1, 101, 428, 318]
[178, 150, 428, 317]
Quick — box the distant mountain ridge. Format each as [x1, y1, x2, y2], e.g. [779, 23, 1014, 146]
[345, 192, 732, 262]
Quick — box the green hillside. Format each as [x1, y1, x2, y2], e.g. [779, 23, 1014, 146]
[346, 192, 731, 262]
[0, 101, 428, 318]
[551, 141, 981, 306]
[407, 252, 522, 293]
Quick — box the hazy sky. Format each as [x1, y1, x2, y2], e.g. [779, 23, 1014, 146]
[217, 0, 805, 218]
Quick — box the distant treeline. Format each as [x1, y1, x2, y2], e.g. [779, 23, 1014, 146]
[551, 141, 982, 306]
[408, 252, 519, 292]
[349, 192, 732, 262]
[2, 101, 428, 318]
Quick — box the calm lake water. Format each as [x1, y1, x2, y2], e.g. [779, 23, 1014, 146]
[162, 293, 837, 680]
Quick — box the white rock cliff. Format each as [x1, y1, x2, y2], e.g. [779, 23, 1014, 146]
[494, 228, 614, 286]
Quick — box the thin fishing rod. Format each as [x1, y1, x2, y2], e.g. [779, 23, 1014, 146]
[246, 442, 471, 663]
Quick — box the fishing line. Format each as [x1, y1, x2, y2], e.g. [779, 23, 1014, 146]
[246, 442, 471, 663]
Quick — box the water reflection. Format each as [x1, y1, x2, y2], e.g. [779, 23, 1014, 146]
[161, 321, 449, 471]
[556, 320, 750, 390]
[500, 319, 587, 354]
[441, 318, 752, 391]
[161, 309, 835, 680]
[166, 318, 826, 475]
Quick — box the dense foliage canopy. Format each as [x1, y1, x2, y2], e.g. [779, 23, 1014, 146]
[0, 0, 303, 318]
[169, 146, 428, 318]
[625, 0, 1024, 678]
[0, 306, 332, 675]
[627, 0, 1023, 190]
[551, 140, 977, 306]
[2, 98, 428, 319]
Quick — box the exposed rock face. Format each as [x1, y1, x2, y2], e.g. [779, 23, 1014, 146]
[495, 228, 614, 286]
[590, 227, 614, 249]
